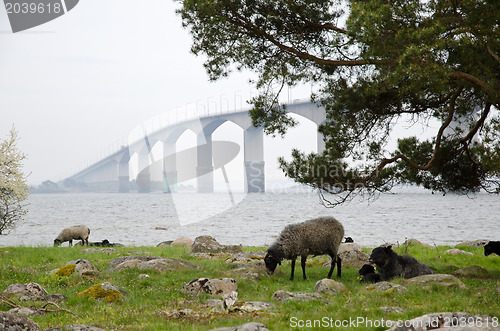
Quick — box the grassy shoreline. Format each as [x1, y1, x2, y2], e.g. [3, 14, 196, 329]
[1, 244, 499, 330]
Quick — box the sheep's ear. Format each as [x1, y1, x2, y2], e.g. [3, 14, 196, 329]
[386, 245, 392, 251]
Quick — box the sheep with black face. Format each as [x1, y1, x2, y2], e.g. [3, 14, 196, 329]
[54, 225, 90, 247]
[264, 216, 344, 281]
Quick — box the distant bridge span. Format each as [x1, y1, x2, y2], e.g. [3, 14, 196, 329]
[63, 101, 326, 193]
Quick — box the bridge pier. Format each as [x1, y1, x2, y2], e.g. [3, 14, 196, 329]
[118, 154, 130, 193]
[137, 148, 151, 193]
[317, 131, 326, 154]
[244, 126, 265, 193]
[163, 142, 178, 193]
[197, 131, 214, 193]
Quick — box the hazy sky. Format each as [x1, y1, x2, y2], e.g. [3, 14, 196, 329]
[0, 0, 318, 187]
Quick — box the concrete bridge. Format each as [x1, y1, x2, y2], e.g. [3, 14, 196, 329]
[62, 100, 326, 193]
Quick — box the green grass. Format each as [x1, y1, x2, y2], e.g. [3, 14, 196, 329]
[0, 244, 499, 330]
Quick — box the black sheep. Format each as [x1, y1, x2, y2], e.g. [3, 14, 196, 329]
[484, 241, 500, 256]
[369, 245, 433, 281]
[358, 264, 381, 283]
[264, 216, 344, 281]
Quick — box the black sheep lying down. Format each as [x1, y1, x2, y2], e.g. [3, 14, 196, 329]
[358, 264, 381, 283]
[484, 241, 500, 256]
[369, 245, 433, 281]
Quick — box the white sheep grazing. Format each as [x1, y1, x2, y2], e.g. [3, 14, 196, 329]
[264, 216, 344, 281]
[54, 225, 90, 247]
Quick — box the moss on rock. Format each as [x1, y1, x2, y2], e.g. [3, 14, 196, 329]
[77, 282, 126, 303]
[54, 264, 76, 277]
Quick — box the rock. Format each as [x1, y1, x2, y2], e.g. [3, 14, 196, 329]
[404, 238, 433, 248]
[0, 311, 41, 331]
[8, 307, 44, 317]
[136, 258, 201, 273]
[52, 259, 99, 277]
[205, 299, 275, 313]
[156, 241, 173, 247]
[338, 242, 363, 254]
[386, 312, 498, 331]
[162, 309, 195, 318]
[225, 251, 266, 264]
[189, 236, 243, 254]
[379, 306, 405, 314]
[108, 256, 202, 272]
[338, 249, 370, 269]
[121, 250, 152, 256]
[271, 290, 328, 303]
[77, 282, 128, 302]
[455, 239, 490, 247]
[403, 274, 467, 289]
[222, 291, 238, 310]
[82, 248, 116, 254]
[315, 279, 347, 295]
[44, 325, 106, 331]
[225, 262, 270, 281]
[209, 322, 270, 331]
[452, 266, 490, 279]
[205, 299, 225, 312]
[322, 242, 369, 269]
[171, 237, 193, 247]
[324, 249, 370, 269]
[18, 293, 66, 303]
[189, 236, 224, 253]
[2, 282, 48, 298]
[364, 281, 407, 293]
[235, 301, 276, 312]
[444, 248, 473, 256]
[182, 278, 237, 296]
[138, 274, 150, 279]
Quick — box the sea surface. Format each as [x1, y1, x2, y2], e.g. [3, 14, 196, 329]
[1, 190, 499, 248]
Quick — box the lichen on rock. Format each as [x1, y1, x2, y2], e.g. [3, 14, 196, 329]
[77, 282, 127, 303]
[54, 264, 76, 277]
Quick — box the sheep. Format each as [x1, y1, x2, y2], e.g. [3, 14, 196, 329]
[54, 225, 90, 247]
[358, 264, 381, 283]
[264, 216, 344, 281]
[369, 245, 433, 281]
[484, 241, 500, 256]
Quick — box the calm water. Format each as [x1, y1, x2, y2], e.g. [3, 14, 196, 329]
[1, 190, 499, 248]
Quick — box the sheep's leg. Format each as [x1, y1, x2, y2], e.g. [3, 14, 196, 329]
[301, 256, 307, 280]
[69, 240, 72, 247]
[336, 255, 342, 278]
[327, 255, 336, 279]
[290, 258, 296, 281]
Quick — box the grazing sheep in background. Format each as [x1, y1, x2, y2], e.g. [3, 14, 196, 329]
[344, 237, 354, 243]
[54, 225, 90, 247]
[369, 245, 433, 281]
[484, 241, 500, 256]
[264, 216, 344, 281]
[358, 264, 381, 283]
